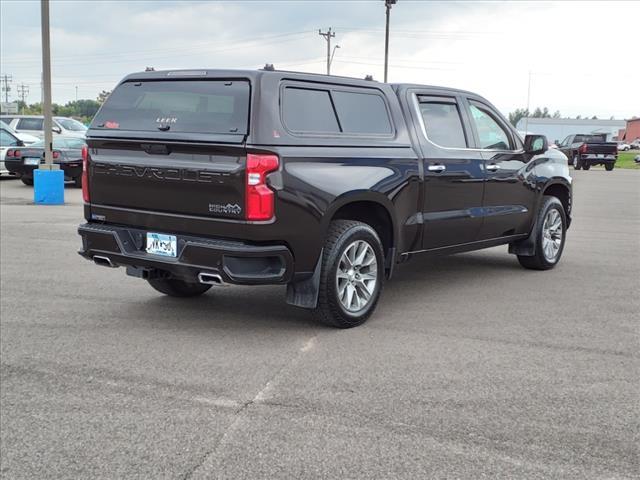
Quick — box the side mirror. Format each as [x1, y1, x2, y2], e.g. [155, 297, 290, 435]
[554, 140, 560, 146]
[524, 134, 548, 154]
[52, 126, 62, 134]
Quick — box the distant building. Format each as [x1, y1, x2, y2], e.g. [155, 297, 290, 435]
[515, 117, 625, 143]
[618, 118, 640, 143]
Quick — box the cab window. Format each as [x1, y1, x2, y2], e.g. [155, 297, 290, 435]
[469, 104, 512, 150]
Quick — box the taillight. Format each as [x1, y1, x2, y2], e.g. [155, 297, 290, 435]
[6, 149, 14, 157]
[579, 144, 587, 154]
[81, 145, 89, 203]
[52, 150, 60, 159]
[245, 153, 279, 221]
[13, 150, 21, 158]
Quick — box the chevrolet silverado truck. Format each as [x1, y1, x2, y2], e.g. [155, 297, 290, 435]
[558, 133, 618, 171]
[78, 69, 572, 328]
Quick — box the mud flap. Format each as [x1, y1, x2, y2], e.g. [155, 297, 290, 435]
[508, 225, 537, 257]
[286, 250, 323, 309]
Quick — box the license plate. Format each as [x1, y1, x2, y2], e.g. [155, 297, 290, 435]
[146, 232, 177, 257]
[597, 154, 603, 158]
[24, 157, 40, 165]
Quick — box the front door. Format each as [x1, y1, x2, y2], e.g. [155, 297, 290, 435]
[464, 99, 537, 240]
[409, 92, 485, 250]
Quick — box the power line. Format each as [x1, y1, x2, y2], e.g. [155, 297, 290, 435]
[1, 74, 12, 103]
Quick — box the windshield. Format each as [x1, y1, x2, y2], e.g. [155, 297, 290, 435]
[55, 117, 87, 131]
[91, 79, 250, 135]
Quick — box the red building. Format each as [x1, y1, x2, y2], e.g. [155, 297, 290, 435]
[620, 118, 640, 143]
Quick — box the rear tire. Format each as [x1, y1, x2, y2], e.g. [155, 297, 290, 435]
[517, 196, 566, 271]
[572, 154, 581, 170]
[315, 220, 384, 328]
[582, 163, 591, 170]
[147, 277, 212, 297]
[21, 177, 33, 186]
[73, 176, 82, 188]
[605, 163, 614, 171]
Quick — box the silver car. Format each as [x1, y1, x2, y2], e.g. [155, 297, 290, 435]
[0, 115, 87, 139]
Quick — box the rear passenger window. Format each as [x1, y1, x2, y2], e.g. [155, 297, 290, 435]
[332, 91, 391, 134]
[18, 118, 44, 131]
[282, 88, 340, 133]
[419, 101, 467, 148]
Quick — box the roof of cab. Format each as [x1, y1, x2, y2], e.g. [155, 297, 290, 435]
[119, 68, 484, 101]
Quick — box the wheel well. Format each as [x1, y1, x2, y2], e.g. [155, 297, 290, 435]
[332, 201, 394, 256]
[543, 184, 571, 216]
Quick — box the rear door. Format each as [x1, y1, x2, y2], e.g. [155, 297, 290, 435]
[409, 91, 485, 250]
[87, 78, 251, 221]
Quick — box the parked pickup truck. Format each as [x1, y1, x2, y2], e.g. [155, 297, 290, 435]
[78, 69, 572, 328]
[557, 134, 618, 171]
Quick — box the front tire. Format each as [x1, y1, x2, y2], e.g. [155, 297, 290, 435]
[147, 277, 212, 297]
[21, 177, 33, 186]
[605, 163, 614, 171]
[315, 220, 385, 328]
[572, 154, 582, 170]
[518, 196, 567, 270]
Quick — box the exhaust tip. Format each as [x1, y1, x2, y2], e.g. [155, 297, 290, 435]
[93, 255, 116, 268]
[198, 272, 223, 285]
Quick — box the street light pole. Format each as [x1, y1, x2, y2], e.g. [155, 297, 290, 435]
[34, 0, 63, 205]
[41, 0, 54, 168]
[384, 0, 397, 83]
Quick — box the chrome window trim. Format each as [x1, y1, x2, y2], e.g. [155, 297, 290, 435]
[412, 93, 524, 154]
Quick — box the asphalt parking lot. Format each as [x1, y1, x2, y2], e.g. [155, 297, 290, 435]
[1, 169, 638, 479]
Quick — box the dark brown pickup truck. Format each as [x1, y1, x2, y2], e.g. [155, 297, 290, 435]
[78, 68, 573, 328]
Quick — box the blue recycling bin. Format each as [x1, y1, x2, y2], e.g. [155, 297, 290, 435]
[34, 168, 64, 205]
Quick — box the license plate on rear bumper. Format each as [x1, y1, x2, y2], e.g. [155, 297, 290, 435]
[146, 232, 177, 257]
[24, 158, 40, 165]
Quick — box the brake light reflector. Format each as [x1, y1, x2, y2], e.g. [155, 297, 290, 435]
[52, 150, 60, 159]
[6, 149, 14, 157]
[81, 145, 89, 203]
[579, 143, 587, 154]
[245, 153, 279, 220]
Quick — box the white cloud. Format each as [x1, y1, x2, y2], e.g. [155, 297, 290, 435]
[0, 0, 637, 119]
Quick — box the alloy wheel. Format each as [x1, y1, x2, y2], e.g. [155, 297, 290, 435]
[336, 240, 378, 313]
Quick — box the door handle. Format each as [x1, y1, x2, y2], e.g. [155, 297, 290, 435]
[486, 163, 500, 172]
[428, 164, 446, 173]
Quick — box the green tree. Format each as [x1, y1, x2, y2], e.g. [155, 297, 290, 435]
[508, 108, 530, 127]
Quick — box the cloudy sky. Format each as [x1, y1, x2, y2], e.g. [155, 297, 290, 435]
[1, 0, 638, 119]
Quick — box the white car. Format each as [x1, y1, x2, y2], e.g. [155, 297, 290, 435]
[0, 120, 39, 145]
[617, 142, 631, 151]
[0, 115, 87, 139]
[0, 126, 23, 176]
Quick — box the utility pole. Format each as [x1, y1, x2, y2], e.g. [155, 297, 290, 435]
[1, 74, 12, 103]
[384, 0, 397, 83]
[17, 84, 29, 113]
[318, 28, 335, 75]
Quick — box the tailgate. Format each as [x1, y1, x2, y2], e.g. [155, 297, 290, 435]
[585, 142, 617, 154]
[88, 141, 246, 220]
